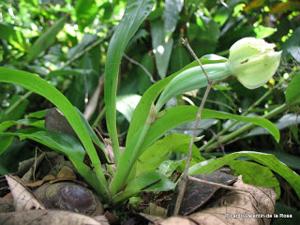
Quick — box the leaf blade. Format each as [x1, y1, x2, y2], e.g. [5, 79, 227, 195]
[0, 67, 109, 198]
[142, 106, 280, 149]
[27, 16, 66, 62]
[104, 0, 155, 160]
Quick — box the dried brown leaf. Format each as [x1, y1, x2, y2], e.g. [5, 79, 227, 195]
[5, 175, 45, 211]
[0, 210, 107, 225]
[155, 176, 276, 225]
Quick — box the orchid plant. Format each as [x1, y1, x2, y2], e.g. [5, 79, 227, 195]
[0, 1, 299, 205]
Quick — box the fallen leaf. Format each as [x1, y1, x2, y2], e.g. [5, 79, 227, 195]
[5, 175, 45, 211]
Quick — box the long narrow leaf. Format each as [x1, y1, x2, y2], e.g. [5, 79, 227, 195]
[104, 0, 155, 160]
[0, 129, 100, 191]
[0, 67, 109, 199]
[141, 106, 280, 150]
[189, 151, 300, 198]
[111, 58, 227, 195]
[27, 17, 66, 62]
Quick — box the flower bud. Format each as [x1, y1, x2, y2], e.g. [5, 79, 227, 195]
[228, 37, 281, 89]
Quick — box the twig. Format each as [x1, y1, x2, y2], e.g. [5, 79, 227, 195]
[60, 32, 112, 69]
[188, 176, 243, 191]
[84, 75, 104, 120]
[4, 91, 32, 116]
[123, 54, 155, 83]
[173, 38, 213, 215]
[32, 148, 38, 181]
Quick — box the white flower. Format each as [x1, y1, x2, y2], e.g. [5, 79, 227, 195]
[228, 37, 281, 89]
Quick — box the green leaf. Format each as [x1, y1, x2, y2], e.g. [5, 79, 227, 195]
[116, 95, 141, 122]
[142, 106, 280, 150]
[283, 27, 300, 62]
[0, 67, 109, 198]
[76, 109, 106, 152]
[126, 58, 207, 145]
[151, 20, 174, 78]
[286, 74, 300, 105]
[0, 23, 27, 51]
[67, 34, 98, 59]
[155, 62, 230, 110]
[110, 71, 178, 195]
[135, 133, 203, 177]
[0, 136, 14, 156]
[169, 45, 191, 74]
[228, 160, 281, 198]
[163, 0, 184, 34]
[27, 16, 66, 62]
[0, 163, 8, 176]
[112, 171, 175, 203]
[246, 114, 300, 138]
[0, 95, 29, 123]
[104, 0, 155, 160]
[48, 69, 96, 78]
[0, 128, 99, 190]
[158, 160, 184, 177]
[188, 16, 220, 56]
[75, 0, 98, 29]
[0, 119, 43, 132]
[27, 110, 48, 119]
[111, 58, 232, 195]
[189, 151, 300, 199]
[254, 25, 277, 39]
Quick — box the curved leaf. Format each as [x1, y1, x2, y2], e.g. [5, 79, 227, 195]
[0, 129, 99, 190]
[0, 67, 109, 198]
[111, 57, 235, 195]
[135, 133, 203, 177]
[142, 105, 280, 150]
[189, 151, 300, 199]
[112, 171, 175, 203]
[104, 0, 155, 160]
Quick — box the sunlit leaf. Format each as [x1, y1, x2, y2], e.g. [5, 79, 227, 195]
[116, 94, 141, 122]
[27, 16, 66, 62]
[163, 0, 184, 34]
[151, 20, 174, 78]
[75, 0, 98, 29]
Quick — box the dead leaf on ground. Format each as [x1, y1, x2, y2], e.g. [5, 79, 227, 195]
[5, 175, 45, 211]
[154, 176, 276, 225]
[0, 210, 108, 225]
[168, 170, 236, 215]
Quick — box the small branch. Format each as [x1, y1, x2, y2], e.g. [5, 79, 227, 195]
[188, 176, 243, 192]
[61, 33, 112, 69]
[173, 38, 213, 215]
[84, 75, 104, 120]
[123, 54, 155, 83]
[5, 91, 32, 116]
